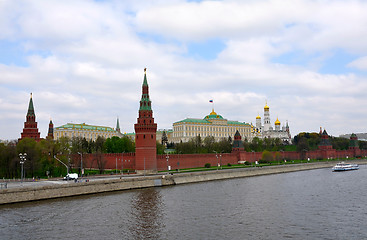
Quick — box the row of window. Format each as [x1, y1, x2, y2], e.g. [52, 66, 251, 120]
[174, 125, 250, 133]
[54, 130, 117, 140]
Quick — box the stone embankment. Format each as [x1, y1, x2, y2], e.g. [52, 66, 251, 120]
[1, 160, 366, 205]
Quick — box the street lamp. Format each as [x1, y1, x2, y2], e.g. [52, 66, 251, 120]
[166, 153, 170, 172]
[77, 152, 83, 178]
[54, 155, 69, 175]
[214, 151, 219, 170]
[121, 152, 124, 177]
[19, 153, 27, 183]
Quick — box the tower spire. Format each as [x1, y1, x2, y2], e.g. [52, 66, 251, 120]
[139, 68, 152, 111]
[27, 93, 35, 116]
[116, 117, 121, 133]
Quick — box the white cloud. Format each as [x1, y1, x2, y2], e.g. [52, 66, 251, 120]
[347, 56, 367, 71]
[1, 0, 367, 140]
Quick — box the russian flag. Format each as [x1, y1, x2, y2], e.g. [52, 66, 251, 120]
[209, 100, 213, 103]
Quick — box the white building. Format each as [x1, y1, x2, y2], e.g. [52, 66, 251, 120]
[254, 102, 292, 143]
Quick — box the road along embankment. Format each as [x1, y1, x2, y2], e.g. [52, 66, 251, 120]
[1, 160, 366, 205]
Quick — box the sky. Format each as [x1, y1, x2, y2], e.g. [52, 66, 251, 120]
[1, 0, 367, 141]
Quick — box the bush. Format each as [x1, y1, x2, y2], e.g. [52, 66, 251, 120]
[258, 159, 269, 164]
[244, 161, 251, 165]
[227, 163, 232, 167]
[204, 163, 211, 168]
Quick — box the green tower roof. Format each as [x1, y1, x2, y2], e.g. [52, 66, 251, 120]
[27, 93, 35, 116]
[139, 68, 152, 111]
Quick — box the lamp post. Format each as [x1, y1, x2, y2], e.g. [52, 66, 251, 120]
[115, 157, 118, 175]
[214, 151, 219, 170]
[54, 155, 69, 175]
[77, 152, 83, 178]
[19, 153, 27, 183]
[166, 153, 170, 172]
[219, 152, 222, 169]
[121, 152, 124, 177]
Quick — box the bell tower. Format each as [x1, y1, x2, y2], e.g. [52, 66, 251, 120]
[134, 68, 157, 174]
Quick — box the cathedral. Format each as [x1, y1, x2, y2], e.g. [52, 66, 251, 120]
[254, 102, 292, 144]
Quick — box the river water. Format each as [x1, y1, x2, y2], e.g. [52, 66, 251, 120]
[1, 166, 367, 240]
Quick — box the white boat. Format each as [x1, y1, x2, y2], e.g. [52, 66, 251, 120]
[332, 162, 359, 172]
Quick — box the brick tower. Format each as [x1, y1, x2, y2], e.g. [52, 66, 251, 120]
[20, 93, 41, 142]
[232, 130, 244, 152]
[134, 68, 157, 174]
[47, 119, 54, 140]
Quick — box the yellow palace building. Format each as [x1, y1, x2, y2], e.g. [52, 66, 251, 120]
[54, 119, 123, 141]
[172, 109, 253, 143]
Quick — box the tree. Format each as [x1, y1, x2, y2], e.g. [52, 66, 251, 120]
[274, 152, 282, 163]
[296, 137, 309, 160]
[0, 142, 17, 178]
[104, 136, 135, 153]
[95, 136, 106, 153]
[94, 152, 106, 174]
[161, 131, 168, 146]
[156, 141, 165, 154]
[16, 138, 41, 178]
[261, 150, 273, 163]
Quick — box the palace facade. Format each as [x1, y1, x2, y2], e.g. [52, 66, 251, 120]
[54, 121, 123, 141]
[172, 109, 252, 143]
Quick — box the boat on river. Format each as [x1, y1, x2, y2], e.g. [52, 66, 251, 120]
[332, 162, 359, 172]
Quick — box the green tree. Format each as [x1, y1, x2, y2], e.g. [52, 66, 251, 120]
[17, 138, 41, 178]
[0, 142, 17, 178]
[274, 151, 282, 163]
[261, 150, 273, 163]
[156, 141, 165, 154]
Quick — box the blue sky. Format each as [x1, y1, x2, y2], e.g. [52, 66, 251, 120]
[1, 0, 367, 140]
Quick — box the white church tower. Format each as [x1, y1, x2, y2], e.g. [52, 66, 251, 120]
[263, 101, 271, 131]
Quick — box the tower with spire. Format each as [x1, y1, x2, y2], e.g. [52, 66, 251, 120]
[134, 68, 157, 174]
[116, 117, 121, 133]
[20, 93, 41, 142]
[47, 119, 54, 140]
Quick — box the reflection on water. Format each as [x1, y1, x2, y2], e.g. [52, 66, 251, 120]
[130, 188, 164, 240]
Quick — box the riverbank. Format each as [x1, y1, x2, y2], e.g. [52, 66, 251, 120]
[1, 160, 366, 205]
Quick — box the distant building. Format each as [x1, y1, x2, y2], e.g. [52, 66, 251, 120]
[54, 120, 123, 141]
[254, 102, 291, 143]
[172, 109, 252, 143]
[19, 93, 41, 142]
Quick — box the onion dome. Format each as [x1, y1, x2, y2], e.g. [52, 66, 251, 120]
[275, 117, 281, 125]
[256, 114, 261, 119]
[264, 101, 269, 110]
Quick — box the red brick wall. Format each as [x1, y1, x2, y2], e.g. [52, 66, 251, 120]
[69, 148, 367, 172]
[156, 153, 238, 171]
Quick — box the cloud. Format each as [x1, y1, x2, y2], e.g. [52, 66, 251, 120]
[347, 56, 367, 71]
[1, 0, 367, 141]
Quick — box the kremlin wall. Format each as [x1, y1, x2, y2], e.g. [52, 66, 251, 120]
[18, 69, 367, 174]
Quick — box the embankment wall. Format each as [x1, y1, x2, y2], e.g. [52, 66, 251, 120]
[2, 160, 366, 205]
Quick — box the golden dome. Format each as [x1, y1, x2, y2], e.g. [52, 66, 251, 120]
[210, 109, 217, 115]
[275, 117, 281, 125]
[256, 114, 261, 119]
[264, 100, 269, 110]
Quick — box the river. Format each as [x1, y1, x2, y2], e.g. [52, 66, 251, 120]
[1, 166, 367, 239]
